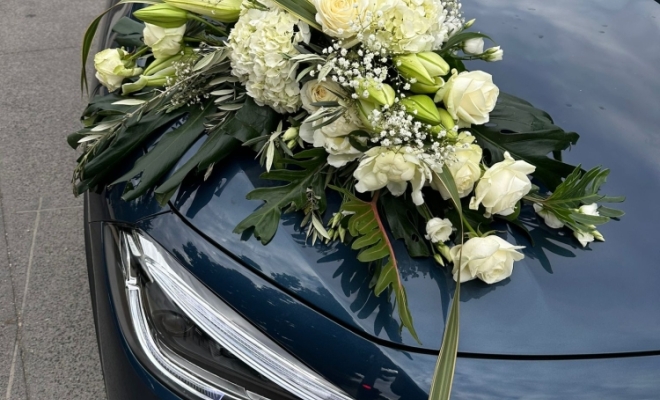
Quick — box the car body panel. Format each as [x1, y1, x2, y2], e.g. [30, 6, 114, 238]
[168, 0, 660, 356]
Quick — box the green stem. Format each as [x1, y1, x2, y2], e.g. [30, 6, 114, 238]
[127, 46, 149, 62]
[461, 214, 478, 237]
[187, 14, 227, 36]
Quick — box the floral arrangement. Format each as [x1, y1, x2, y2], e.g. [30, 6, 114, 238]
[71, 0, 624, 395]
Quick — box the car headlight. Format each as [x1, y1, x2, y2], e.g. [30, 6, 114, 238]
[117, 228, 353, 400]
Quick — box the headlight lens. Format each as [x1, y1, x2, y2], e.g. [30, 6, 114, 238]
[119, 229, 353, 400]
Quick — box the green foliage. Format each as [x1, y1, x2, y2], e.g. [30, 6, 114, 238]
[112, 101, 215, 200]
[331, 188, 420, 342]
[234, 148, 329, 245]
[111, 17, 145, 47]
[428, 278, 460, 400]
[531, 166, 624, 234]
[471, 93, 580, 191]
[155, 98, 279, 205]
[380, 194, 430, 258]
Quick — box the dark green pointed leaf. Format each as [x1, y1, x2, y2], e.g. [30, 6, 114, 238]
[234, 150, 328, 245]
[471, 93, 580, 190]
[380, 193, 430, 257]
[113, 102, 214, 200]
[112, 17, 146, 47]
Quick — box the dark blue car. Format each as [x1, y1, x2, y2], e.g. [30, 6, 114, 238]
[85, 0, 660, 399]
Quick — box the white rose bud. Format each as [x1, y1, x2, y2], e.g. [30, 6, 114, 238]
[300, 80, 344, 113]
[143, 23, 186, 59]
[462, 38, 485, 55]
[484, 46, 504, 62]
[354, 146, 429, 205]
[94, 48, 143, 92]
[435, 70, 499, 126]
[450, 235, 525, 284]
[470, 152, 536, 217]
[425, 218, 453, 243]
[533, 203, 565, 229]
[312, 0, 369, 39]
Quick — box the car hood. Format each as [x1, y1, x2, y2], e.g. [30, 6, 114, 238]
[169, 0, 660, 356]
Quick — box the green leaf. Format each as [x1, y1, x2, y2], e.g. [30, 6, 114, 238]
[225, 98, 280, 143]
[471, 92, 580, 190]
[330, 187, 420, 343]
[112, 17, 146, 47]
[268, 0, 321, 30]
[380, 193, 430, 258]
[81, 0, 161, 93]
[82, 109, 185, 180]
[598, 206, 625, 218]
[428, 279, 460, 400]
[113, 101, 215, 200]
[431, 166, 462, 214]
[153, 98, 279, 205]
[234, 148, 328, 245]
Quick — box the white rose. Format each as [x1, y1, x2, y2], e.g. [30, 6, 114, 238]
[450, 235, 525, 284]
[462, 38, 484, 55]
[354, 146, 430, 205]
[143, 23, 186, 59]
[313, 0, 369, 39]
[300, 114, 362, 167]
[434, 134, 483, 199]
[300, 80, 344, 113]
[94, 48, 143, 92]
[533, 203, 565, 229]
[435, 70, 499, 126]
[469, 152, 536, 217]
[425, 218, 453, 243]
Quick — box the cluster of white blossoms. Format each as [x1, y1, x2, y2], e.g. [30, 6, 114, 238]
[227, 2, 310, 113]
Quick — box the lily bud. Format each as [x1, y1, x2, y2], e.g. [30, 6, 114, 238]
[436, 243, 452, 262]
[417, 52, 450, 77]
[356, 99, 381, 131]
[434, 254, 445, 266]
[122, 66, 175, 95]
[286, 140, 297, 150]
[134, 4, 189, 28]
[400, 95, 442, 126]
[163, 0, 242, 23]
[464, 18, 476, 29]
[410, 77, 445, 94]
[282, 126, 299, 141]
[394, 54, 435, 85]
[483, 46, 504, 62]
[358, 80, 395, 107]
[437, 107, 455, 130]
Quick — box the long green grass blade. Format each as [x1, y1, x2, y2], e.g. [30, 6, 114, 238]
[81, 0, 160, 94]
[428, 279, 460, 400]
[428, 166, 463, 400]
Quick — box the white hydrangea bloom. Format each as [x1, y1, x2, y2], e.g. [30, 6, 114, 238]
[227, 4, 308, 114]
[364, 0, 464, 54]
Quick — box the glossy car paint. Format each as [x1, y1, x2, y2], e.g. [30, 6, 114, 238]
[170, 0, 660, 356]
[86, 0, 660, 398]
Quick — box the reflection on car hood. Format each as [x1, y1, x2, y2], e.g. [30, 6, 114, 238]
[169, 0, 660, 356]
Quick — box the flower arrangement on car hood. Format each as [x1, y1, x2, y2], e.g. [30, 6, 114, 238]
[70, 0, 625, 396]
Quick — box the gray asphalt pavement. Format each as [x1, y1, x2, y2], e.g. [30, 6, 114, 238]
[0, 0, 108, 398]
